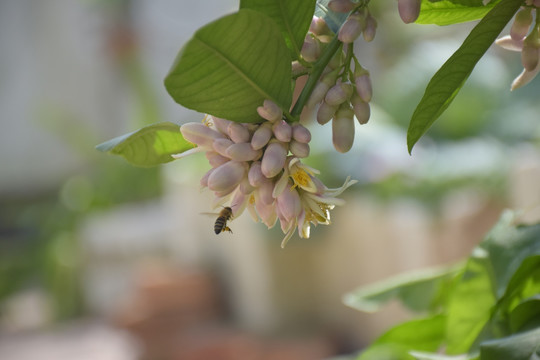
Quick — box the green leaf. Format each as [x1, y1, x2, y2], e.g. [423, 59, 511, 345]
[410, 352, 471, 360]
[164, 9, 292, 123]
[416, 0, 502, 26]
[96, 122, 194, 167]
[509, 295, 540, 333]
[406, 0, 523, 153]
[358, 315, 447, 360]
[479, 327, 540, 360]
[343, 265, 460, 313]
[240, 0, 316, 60]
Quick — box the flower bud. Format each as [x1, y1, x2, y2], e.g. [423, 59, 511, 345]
[206, 151, 229, 167]
[328, 0, 355, 13]
[208, 161, 246, 192]
[238, 177, 255, 195]
[248, 161, 265, 187]
[251, 122, 273, 150]
[398, 0, 421, 24]
[292, 123, 311, 143]
[511, 52, 540, 90]
[309, 16, 331, 36]
[301, 35, 321, 62]
[307, 82, 330, 108]
[258, 180, 275, 205]
[351, 94, 371, 125]
[292, 61, 307, 77]
[228, 122, 250, 143]
[317, 101, 338, 125]
[327, 50, 344, 69]
[289, 140, 310, 158]
[338, 12, 365, 44]
[495, 35, 524, 52]
[261, 140, 288, 178]
[212, 117, 232, 134]
[255, 199, 278, 228]
[180, 122, 224, 147]
[522, 28, 540, 71]
[213, 138, 234, 157]
[226, 142, 262, 161]
[332, 105, 355, 153]
[354, 73, 372, 102]
[511, 8, 533, 41]
[272, 120, 292, 143]
[363, 14, 377, 42]
[200, 168, 214, 188]
[325, 81, 353, 106]
[276, 185, 302, 222]
[257, 100, 282, 122]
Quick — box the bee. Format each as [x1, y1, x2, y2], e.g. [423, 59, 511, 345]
[213, 206, 233, 234]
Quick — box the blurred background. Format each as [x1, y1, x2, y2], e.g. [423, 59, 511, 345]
[1, 0, 539, 359]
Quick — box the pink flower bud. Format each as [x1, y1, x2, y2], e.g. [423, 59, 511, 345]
[289, 140, 310, 158]
[338, 12, 365, 44]
[292, 61, 307, 77]
[328, 0, 355, 13]
[257, 100, 283, 122]
[213, 138, 234, 157]
[307, 82, 330, 108]
[228, 122, 250, 143]
[200, 168, 214, 188]
[496, 35, 523, 52]
[272, 120, 292, 143]
[363, 14, 377, 42]
[238, 177, 255, 195]
[317, 101, 338, 125]
[206, 151, 229, 167]
[180, 122, 224, 147]
[332, 105, 355, 153]
[208, 161, 246, 192]
[327, 51, 343, 69]
[511, 50, 540, 90]
[248, 161, 265, 187]
[212, 117, 232, 134]
[511, 8, 532, 41]
[255, 199, 277, 228]
[522, 43, 539, 71]
[351, 94, 371, 125]
[226, 142, 262, 161]
[292, 123, 311, 143]
[261, 140, 288, 178]
[309, 16, 331, 36]
[276, 185, 302, 222]
[258, 180, 275, 205]
[398, 0, 421, 24]
[251, 122, 273, 150]
[301, 35, 321, 62]
[354, 73, 372, 102]
[325, 81, 353, 106]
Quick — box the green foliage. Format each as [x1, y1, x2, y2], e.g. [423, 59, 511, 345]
[164, 9, 293, 123]
[407, 0, 523, 153]
[96, 122, 194, 167]
[416, 0, 502, 26]
[240, 0, 316, 60]
[345, 211, 540, 360]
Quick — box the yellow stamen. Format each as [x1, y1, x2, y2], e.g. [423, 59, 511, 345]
[202, 114, 213, 127]
[291, 168, 311, 189]
[249, 194, 256, 205]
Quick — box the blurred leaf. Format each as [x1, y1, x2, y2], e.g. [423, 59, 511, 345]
[508, 295, 540, 333]
[164, 9, 292, 123]
[240, 0, 316, 60]
[416, 0, 502, 26]
[96, 122, 193, 167]
[344, 265, 460, 313]
[358, 315, 446, 360]
[479, 327, 540, 360]
[407, 0, 522, 153]
[410, 352, 471, 360]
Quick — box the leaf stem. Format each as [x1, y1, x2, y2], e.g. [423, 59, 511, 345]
[289, 35, 342, 119]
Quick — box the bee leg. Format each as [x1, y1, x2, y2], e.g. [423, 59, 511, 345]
[224, 226, 233, 234]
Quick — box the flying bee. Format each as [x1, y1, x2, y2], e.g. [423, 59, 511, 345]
[214, 206, 233, 234]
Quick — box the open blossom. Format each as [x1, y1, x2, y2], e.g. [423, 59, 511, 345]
[173, 105, 356, 247]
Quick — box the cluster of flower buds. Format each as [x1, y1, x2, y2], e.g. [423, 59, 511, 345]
[329, 1, 378, 44]
[495, 6, 540, 90]
[397, 0, 421, 24]
[173, 100, 356, 247]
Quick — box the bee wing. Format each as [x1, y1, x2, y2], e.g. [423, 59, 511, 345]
[200, 212, 220, 217]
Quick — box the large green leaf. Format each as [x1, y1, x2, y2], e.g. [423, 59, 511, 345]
[240, 0, 316, 60]
[407, 0, 523, 153]
[358, 315, 447, 360]
[508, 295, 540, 333]
[165, 9, 292, 123]
[479, 327, 540, 360]
[96, 122, 194, 167]
[343, 265, 460, 313]
[416, 0, 502, 26]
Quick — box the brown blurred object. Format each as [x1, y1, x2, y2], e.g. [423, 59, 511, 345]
[113, 264, 336, 360]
